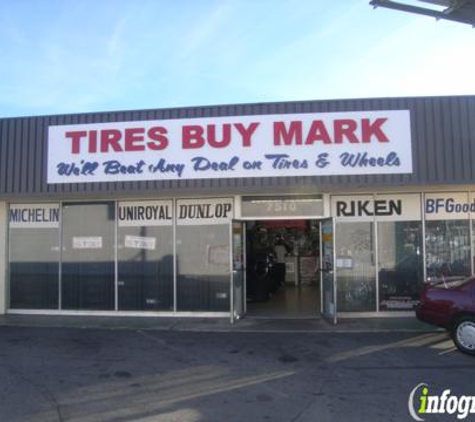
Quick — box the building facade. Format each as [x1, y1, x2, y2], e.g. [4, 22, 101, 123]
[1, 95, 474, 322]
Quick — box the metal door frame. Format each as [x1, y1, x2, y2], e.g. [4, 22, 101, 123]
[230, 220, 246, 323]
[320, 217, 337, 324]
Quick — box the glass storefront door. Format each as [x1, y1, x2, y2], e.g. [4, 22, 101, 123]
[231, 220, 246, 322]
[320, 218, 337, 324]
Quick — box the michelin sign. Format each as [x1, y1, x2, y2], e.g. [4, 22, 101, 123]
[9, 204, 60, 228]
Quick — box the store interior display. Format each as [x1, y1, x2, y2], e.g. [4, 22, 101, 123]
[245, 220, 320, 303]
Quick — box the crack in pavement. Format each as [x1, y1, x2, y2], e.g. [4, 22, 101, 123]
[290, 363, 336, 422]
[4, 362, 63, 422]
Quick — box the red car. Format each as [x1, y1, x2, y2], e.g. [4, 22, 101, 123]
[416, 277, 475, 355]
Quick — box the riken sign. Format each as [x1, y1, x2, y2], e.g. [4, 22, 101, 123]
[47, 110, 412, 183]
[332, 194, 421, 221]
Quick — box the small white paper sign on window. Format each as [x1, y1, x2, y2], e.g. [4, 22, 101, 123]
[336, 257, 353, 269]
[73, 236, 103, 249]
[124, 235, 156, 250]
[207, 245, 230, 266]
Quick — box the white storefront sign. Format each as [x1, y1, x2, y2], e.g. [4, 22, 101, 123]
[176, 198, 234, 225]
[424, 192, 472, 220]
[47, 110, 412, 183]
[118, 200, 173, 227]
[332, 194, 421, 222]
[9, 204, 60, 228]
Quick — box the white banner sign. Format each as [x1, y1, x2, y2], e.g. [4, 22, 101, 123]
[47, 110, 412, 183]
[118, 200, 173, 227]
[9, 204, 60, 228]
[424, 192, 472, 220]
[177, 198, 234, 225]
[332, 194, 421, 222]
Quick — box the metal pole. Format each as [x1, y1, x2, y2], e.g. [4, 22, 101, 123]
[229, 221, 234, 324]
[332, 217, 337, 324]
[173, 199, 177, 314]
[319, 221, 323, 315]
[243, 222, 247, 315]
[114, 201, 118, 312]
[421, 193, 427, 283]
[470, 193, 474, 276]
[374, 194, 379, 313]
[58, 201, 63, 310]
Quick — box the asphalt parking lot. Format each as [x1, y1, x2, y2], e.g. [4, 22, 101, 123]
[0, 322, 473, 422]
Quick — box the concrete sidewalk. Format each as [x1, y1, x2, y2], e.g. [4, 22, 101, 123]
[0, 314, 439, 333]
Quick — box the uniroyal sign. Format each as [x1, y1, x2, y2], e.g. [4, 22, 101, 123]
[118, 200, 173, 227]
[47, 110, 412, 183]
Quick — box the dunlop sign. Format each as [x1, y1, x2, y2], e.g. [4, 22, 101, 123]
[177, 198, 234, 225]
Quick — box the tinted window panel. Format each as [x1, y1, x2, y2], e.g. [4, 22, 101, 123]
[61, 202, 115, 310]
[425, 220, 470, 279]
[9, 227, 59, 309]
[336, 222, 376, 312]
[118, 225, 174, 311]
[378, 221, 423, 311]
[176, 225, 230, 312]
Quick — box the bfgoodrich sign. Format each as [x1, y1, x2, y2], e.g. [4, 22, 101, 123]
[47, 110, 412, 183]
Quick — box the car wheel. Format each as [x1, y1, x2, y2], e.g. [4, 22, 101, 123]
[452, 316, 475, 355]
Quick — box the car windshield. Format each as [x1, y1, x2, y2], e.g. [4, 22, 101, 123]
[430, 276, 473, 289]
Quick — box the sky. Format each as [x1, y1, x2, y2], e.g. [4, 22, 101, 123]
[0, 0, 474, 118]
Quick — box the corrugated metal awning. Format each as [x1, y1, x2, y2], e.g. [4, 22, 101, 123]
[370, 0, 475, 26]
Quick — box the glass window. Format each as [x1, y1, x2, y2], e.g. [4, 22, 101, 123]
[175, 198, 233, 312]
[9, 204, 60, 309]
[425, 220, 471, 279]
[473, 220, 475, 277]
[378, 221, 423, 311]
[335, 222, 376, 312]
[61, 202, 116, 310]
[176, 224, 230, 312]
[117, 201, 174, 311]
